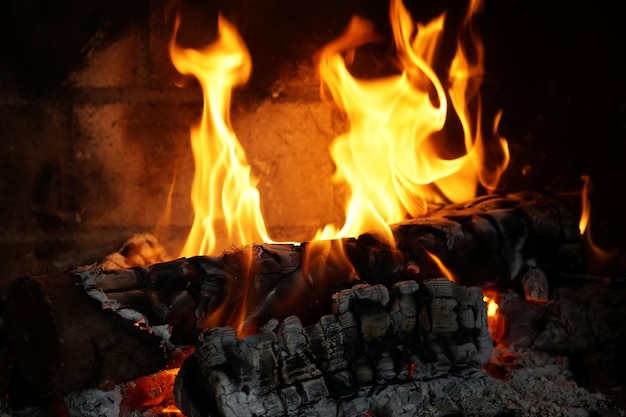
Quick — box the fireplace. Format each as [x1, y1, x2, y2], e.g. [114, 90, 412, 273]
[1, 0, 626, 415]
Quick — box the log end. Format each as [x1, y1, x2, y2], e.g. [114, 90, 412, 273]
[5, 272, 170, 402]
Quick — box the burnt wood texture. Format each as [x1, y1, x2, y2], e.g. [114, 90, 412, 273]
[175, 278, 492, 417]
[5, 272, 168, 402]
[4, 191, 584, 402]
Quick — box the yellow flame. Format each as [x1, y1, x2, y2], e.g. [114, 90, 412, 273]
[483, 295, 498, 317]
[579, 174, 591, 234]
[170, 15, 271, 257]
[425, 250, 457, 282]
[316, 0, 508, 243]
[171, 0, 508, 260]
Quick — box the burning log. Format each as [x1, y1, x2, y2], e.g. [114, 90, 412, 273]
[174, 278, 492, 417]
[3, 191, 584, 402]
[389, 190, 584, 301]
[77, 191, 583, 341]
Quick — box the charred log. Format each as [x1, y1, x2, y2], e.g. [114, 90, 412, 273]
[174, 279, 492, 417]
[4, 272, 170, 403]
[389, 190, 584, 301]
[3, 191, 585, 400]
[75, 191, 583, 343]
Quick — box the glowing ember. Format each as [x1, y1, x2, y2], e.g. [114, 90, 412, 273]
[160, 405, 183, 414]
[120, 368, 180, 413]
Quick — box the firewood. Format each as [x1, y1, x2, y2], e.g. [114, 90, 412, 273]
[174, 278, 492, 417]
[390, 190, 584, 301]
[4, 191, 584, 401]
[4, 272, 169, 402]
[72, 192, 582, 347]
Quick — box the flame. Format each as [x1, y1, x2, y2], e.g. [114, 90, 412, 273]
[425, 250, 457, 282]
[316, 0, 509, 243]
[484, 295, 498, 317]
[579, 174, 591, 234]
[483, 292, 502, 342]
[579, 174, 618, 269]
[172, 0, 508, 257]
[170, 14, 272, 257]
[168, 0, 509, 335]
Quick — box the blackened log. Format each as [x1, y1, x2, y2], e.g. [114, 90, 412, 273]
[75, 191, 584, 346]
[5, 271, 169, 402]
[174, 278, 492, 417]
[3, 191, 584, 402]
[389, 191, 584, 301]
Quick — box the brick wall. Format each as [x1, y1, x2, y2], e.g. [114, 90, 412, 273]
[0, 0, 352, 289]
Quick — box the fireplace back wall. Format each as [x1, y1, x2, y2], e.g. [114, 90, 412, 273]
[1, 0, 625, 293]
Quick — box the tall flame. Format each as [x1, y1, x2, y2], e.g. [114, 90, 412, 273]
[316, 0, 508, 243]
[170, 15, 271, 257]
[171, 0, 508, 259]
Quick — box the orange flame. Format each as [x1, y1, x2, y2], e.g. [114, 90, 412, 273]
[425, 250, 457, 282]
[172, 0, 508, 258]
[170, 14, 272, 257]
[168, 1, 509, 334]
[579, 174, 617, 269]
[483, 292, 502, 342]
[579, 174, 591, 235]
[161, 405, 183, 414]
[316, 0, 508, 244]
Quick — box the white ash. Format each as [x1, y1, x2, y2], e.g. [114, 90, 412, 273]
[116, 308, 173, 344]
[73, 233, 171, 289]
[84, 287, 121, 310]
[71, 235, 175, 346]
[64, 387, 122, 417]
[487, 346, 610, 417]
[72, 263, 107, 290]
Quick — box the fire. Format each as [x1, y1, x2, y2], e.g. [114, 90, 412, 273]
[484, 295, 499, 317]
[316, 0, 509, 242]
[425, 250, 457, 283]
[579, 174, 617, 269]
[579, 174, 591, 235]
[483, 292, 503, 342]
[169, 14, 272, 257]
[171, 0, 507, 257]
[168, 0, 508, 334]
